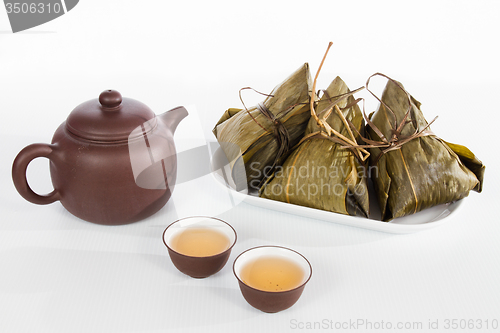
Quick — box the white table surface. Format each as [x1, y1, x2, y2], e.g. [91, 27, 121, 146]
[1, 1, 499, 332]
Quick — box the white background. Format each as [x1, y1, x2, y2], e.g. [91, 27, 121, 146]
[1, 1, 499, 332]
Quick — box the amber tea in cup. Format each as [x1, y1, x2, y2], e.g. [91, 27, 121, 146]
[239, 255, 305, 292]
[170, 226, 230, 257]
[233, 246, 312, 313]
[163, 216, 237, 278]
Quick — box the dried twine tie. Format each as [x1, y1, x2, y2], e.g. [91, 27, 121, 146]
[346, 73, 438, 164]
[255, 102, 291, 163]
[239, 87, 297, 186]
[302, 41, 370, 163]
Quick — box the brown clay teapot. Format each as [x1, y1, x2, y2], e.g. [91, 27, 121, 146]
[12, 90, 188, 225]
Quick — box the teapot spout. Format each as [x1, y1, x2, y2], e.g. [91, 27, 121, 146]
[159, 106, 188, 135]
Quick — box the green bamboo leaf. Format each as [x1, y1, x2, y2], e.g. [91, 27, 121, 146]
[214, 63, 312, 191]
[259, 77, 369, 217]
[367, 79, 483, 221]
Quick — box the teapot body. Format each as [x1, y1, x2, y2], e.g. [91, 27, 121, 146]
[47, 120, 177, 225]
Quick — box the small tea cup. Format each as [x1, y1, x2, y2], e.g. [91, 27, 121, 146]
[233, 246, 312, 313]
[163, 216, 237, 278]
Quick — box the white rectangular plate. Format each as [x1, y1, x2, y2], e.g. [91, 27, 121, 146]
[209, 143, 463, 234]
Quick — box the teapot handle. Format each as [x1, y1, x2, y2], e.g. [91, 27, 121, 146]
[12, 143, 61, 205]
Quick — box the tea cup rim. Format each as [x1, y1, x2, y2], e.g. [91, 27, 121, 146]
[162, 216, 237, 259]
[232, 245, 312, 294]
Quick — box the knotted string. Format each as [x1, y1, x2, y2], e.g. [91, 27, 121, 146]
[297, 88, 369, 163]
[299, 44, 439, 167]
[303, 41, 370, 163]
[238, 87, 303, 187]
[344, 73, 438, 164]
[237, 44, 439, 183]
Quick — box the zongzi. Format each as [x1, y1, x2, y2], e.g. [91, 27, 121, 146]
[259, 76, 370, 217]
[213, 63, 312, 191]
[366, 77, 484, 221]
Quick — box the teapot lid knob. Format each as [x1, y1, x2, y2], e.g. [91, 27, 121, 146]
[99, 90, 122, 108]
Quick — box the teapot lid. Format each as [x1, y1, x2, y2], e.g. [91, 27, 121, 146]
[66, 90, 156, 143]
